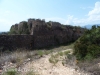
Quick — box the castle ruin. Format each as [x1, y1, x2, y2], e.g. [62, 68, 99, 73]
[0, 18, 85, 51]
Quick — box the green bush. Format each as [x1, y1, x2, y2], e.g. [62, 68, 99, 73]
[58, 52, 64, 56]
[37, 50, 44, 57]
[74, 25, 100, 60]
[84, 53, 94, 61]
[2, 69, 18, 75]
[9, 21, 29, 35]
[64, 51, 70, 55]
[49, 55, 59, 65]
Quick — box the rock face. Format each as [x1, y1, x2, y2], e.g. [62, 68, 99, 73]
[0, 18, 85, 50]
[10, 21, 29, 34]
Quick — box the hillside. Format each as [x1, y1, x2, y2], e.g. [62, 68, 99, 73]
[73, 25, 100, 75]
[0, 43, 100, 75]
[0, 44, 90, 75]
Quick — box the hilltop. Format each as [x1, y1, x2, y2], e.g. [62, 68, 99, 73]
[0, 18, 85, 51]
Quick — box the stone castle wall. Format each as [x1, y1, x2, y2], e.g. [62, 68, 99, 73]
[0, 18, 85, 51]
[0, 35, 33, 51]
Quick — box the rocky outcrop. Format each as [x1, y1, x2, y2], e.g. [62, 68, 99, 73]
[0, 18, 85, 50]
[10, 18, 84, 36]
[10, 21, 29, 34]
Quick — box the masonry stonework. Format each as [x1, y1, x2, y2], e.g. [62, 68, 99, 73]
[0, 18, 85, 51]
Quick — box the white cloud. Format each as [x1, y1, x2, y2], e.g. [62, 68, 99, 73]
[65, 1, 100, 26]
[46, 2, 100, 26]
[45, 17, 66, 24]
[88, 2, 100, 16]
[66, 15, 74, 24]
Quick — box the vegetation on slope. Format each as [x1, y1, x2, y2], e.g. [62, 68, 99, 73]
[74, 25, 100, 60]
[9, 21, 30, 35]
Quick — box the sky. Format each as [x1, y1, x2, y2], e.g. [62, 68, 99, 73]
[0, 0, 100, 31]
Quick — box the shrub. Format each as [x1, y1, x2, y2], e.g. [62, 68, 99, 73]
[74, 25, 100, 60]
[58, 52, 64, 56]
[49, 56, 58, 65]
[84, 53, 94, 61]
[49, 54, 59, 65]
[37, 50, 44, 57]
[64, 51, 70, 55]
[2, 69, 18, 75]
[26, 71, 39, 75]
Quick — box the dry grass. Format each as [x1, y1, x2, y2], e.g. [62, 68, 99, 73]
[2, 68, 39, 75]
[25, 71, 39, 75]
[1, 43, 100, 75]
[49, 54, 59, 65]
[0, 44, 74, 75]
[0, 45, 67, 67]
[76, 58, 100, 75]
[63, 53, 100, 75]
[2, 68, 19, 75]
[49, 49, 71, 66]
[0, 49, 37, 67]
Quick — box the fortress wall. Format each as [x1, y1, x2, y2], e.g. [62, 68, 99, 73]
[1, 19, 85, 51]
[0, 35, 33, 51]
[0, 28, 82, 51]
[33, 35, 56, 48]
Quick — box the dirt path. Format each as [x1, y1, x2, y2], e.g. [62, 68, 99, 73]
[21, 49, 89, 75]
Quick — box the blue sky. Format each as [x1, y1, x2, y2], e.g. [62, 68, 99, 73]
[0, 0, 100, 31]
